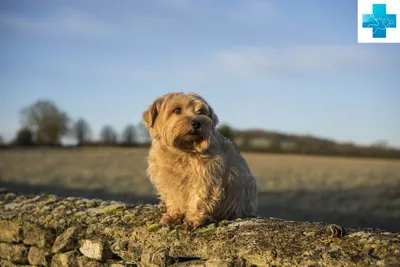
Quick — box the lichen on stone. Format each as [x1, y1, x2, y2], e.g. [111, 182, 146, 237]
[1, 192, 400, 267]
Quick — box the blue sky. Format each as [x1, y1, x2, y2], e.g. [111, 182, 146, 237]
[1, 0, 399, 147]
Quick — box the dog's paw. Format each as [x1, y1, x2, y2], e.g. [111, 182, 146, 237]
[159, 213, 182, 225]
[181, 217, 207, 231]
[159, 214, 174, 225]
[181, 221, 201, 231]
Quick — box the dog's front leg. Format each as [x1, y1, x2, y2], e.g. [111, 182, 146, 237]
[182, 201, 209, 230]
[182, 185, 222, 230]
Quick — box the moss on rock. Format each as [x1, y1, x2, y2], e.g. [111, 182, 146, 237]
[0, 192, 399, 266]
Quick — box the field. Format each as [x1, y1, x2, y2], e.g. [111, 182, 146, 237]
[1, 147, 400, 232]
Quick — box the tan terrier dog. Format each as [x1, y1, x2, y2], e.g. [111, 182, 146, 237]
[142, 92, 258, 229]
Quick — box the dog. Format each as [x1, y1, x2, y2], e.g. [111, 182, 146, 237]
[142, 92, 258, 229]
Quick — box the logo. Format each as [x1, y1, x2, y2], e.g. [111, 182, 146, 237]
[358, 0, 400, 43]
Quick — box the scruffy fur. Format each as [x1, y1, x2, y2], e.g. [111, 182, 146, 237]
[142, 92, 258, 229]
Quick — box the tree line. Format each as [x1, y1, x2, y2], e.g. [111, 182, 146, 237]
[3, 100, 151, 147]
[217, 126, 400, 159]
[1, 99, 400, 159]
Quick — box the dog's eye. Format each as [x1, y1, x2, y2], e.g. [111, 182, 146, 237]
[173, 108, 182, 114]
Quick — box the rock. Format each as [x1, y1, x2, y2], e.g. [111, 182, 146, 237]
[1, 193, 400, 267]
[79, 239, 110, 261]
[0, 243, 28, 264]
[77, 255, 105, 267]
[88, 204, 126, 215]
[28, 246, 51, 266]
[23, 222, 55, 248]
[52, 226, 79, 253]
[187, 263, 206, 267]
[109, 264, 133, 267]
[205, 258, 233, 267]
[4, 203, 20, 211]
[170, 260, 207, 267]
[141, 247, 174, 266]
[3, 193, 17, 201]
[51, 251, 78, 267]
[0, 220, 22, 242]
[0, 260, 20, 267]
[110, 241, 141, 264]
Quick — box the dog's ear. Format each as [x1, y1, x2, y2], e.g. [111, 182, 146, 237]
[188, 92, 219, 126]
[142, 96, 165, 131]
[207, 105, 219, 127]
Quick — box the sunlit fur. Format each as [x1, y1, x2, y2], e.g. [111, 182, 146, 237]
[142, 92, 258, 229]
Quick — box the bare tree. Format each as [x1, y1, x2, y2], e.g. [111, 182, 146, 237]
[20, 100, 70, 145]
[72, 118, 92, 146]
[122, 124, 137, 145]
[137, 122, 151, 144]
[100, 125, 118, 145]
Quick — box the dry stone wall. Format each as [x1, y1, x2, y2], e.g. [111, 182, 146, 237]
[0, 192, 399, 267]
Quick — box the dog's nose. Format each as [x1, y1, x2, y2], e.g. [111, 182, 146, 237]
[191, 120, 201, 130]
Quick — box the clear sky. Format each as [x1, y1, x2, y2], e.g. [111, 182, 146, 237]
[1, 0, 399, 147]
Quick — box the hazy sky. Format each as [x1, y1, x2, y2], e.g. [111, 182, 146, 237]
[1, 0, 399, 147]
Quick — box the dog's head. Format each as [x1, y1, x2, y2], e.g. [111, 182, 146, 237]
[142, 92, 219, 153]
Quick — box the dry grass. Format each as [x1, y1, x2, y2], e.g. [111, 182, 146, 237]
[1, 147, 400, 232]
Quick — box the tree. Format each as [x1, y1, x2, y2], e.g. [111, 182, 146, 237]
[100, 125, 118, 145]
[20, 100, 70, 145]
[72, 118, 92, 146]
[14, 128, 35, 146]
[122, 124, 137, 145]
[268, 132, 282, 153]
[217, 124, 234, 141]
[137, 122, 151, 144]
[0, 135, 4, 147]
[371, 140, 389, 149]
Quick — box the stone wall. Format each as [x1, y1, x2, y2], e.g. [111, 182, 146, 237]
[0, 192, 399, 267]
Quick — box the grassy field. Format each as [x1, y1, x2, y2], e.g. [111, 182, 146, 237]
[1, 147, 399, 232]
